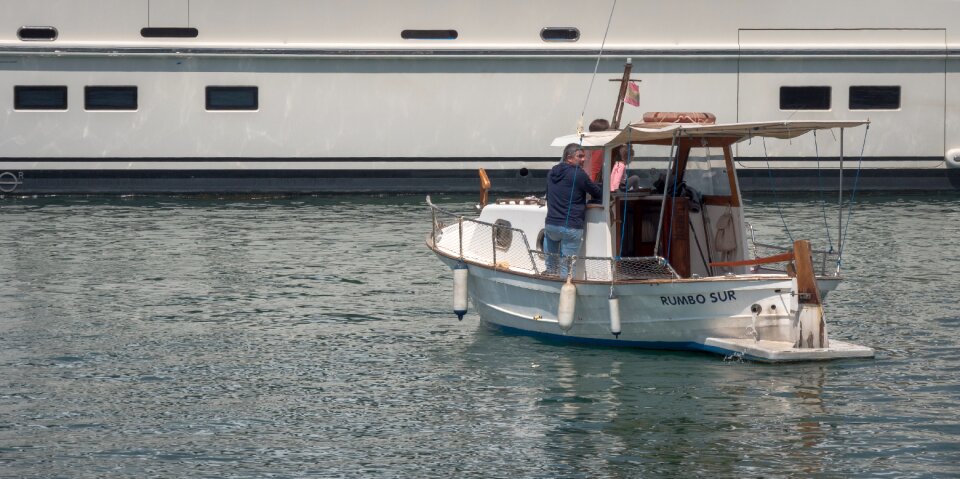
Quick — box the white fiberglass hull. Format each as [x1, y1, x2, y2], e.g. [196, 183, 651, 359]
[438, 255, 872, 362]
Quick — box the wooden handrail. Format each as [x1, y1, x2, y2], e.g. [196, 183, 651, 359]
[709, 251, 794, 268]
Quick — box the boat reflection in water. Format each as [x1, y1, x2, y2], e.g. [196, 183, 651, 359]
[460, 324, 839, 474]
[427, 114, 874, 362]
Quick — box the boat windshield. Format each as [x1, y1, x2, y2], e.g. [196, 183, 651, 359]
[682, 148, 731, 197]
[614, 145, 731, 197]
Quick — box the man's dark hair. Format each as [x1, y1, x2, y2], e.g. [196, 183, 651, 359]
[562, 143, 583, 162]
[589, 118, 610, 132]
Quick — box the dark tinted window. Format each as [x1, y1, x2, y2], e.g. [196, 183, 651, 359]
[849, 86, 900, 110]
[779, 86, 831, 110]
[14, 86, 67, 110]
[206, 86, 258, 111]
[18, 26, 58, 41]
[141, 27, 198, 38]
[541, 28, 579, 41]
[85, 86, 137, 110]
[401, 30, 458, 40]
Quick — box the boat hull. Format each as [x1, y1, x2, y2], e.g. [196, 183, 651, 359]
[438, 255, 872, 362]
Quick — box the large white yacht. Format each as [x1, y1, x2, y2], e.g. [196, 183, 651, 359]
[1, 0, 959, 194]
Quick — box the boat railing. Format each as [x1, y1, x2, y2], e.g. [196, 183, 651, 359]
[430, 202, 542, 274]
[530, 251, 679, 281]
[428, 200, 679, 281]
[746, 224, 839, 276]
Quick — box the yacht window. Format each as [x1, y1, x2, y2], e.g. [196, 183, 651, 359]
[206, 86, 258, 111]
[536, 229, 545, 251]
[541, 28, 579, 42]
[494, 220, 513, 250]
[140, 27, 199, 38]
[401, 30, 458, 40]
[85, 86, 137, 111]
[14, 86, 67, 110]
[17, 26, 58, 41]
[849, 86, 900, 110]
[779, 86, 831, 110]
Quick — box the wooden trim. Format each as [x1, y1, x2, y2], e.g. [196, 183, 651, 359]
[722, 145, 741, 207]
[428, 240, 799, 285]
[674, 145, 691, 185]
[710, 251, 793, 268]
[478, 168, 491, 207]
[611, 61, 633, 129]
[702, 195, 733, 206]
[793, 240, 822, 305]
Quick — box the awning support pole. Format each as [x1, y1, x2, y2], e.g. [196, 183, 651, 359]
[653, 132, 679, 257]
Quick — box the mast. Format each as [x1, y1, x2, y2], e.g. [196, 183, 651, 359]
[611, 59, 633, 129]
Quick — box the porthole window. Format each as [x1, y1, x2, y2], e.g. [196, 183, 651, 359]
[541, 27, 579, 42]
[206, 86, 258, 111]
[536, 229, 545, 251]
[18, 26, 58, 41]
[14, 86, 67, 110]
[849, 86, 900, 110]
[401, 29, 458, 40]
[85, 86, 137, 111]
[494, 219, 513, 250]
[779, 86, 831, 110]
[141, 27, 199, 38]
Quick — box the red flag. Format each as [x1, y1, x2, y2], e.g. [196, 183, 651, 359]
[624, 81, 640, 107]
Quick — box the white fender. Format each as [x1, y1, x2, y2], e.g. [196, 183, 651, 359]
[608, 296, 621, 338]
[453, 263, 468, 320]
[946, 148, 960, 169]
[557, 279, 577, 331]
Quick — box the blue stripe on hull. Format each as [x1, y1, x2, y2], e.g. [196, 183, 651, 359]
[481, 320, 771, 361]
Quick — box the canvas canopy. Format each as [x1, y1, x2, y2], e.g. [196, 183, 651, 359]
[551, 120, 870, 148]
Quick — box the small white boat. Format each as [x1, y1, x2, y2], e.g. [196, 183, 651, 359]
[426, 116, 874, 362]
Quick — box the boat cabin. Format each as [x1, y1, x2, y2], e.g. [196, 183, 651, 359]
[464, 116, 865, 281]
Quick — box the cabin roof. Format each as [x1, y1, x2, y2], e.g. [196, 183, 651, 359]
[551, 120, 870, 148]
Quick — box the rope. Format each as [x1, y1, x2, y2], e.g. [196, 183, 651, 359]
[837, 124, 870, 269]
[813, 131, 834, 252]
[578, 0, 619, 134]
[762, 137, 794, 243]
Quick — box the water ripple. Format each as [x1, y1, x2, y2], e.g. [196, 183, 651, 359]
[0, 193, 958, 477]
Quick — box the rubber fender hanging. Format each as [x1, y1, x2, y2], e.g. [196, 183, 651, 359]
[453, 263, 468, 320]
[557, 279, 576, 331]
[608, 296, 621, 338]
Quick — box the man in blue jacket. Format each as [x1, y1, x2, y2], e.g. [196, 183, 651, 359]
[544, 143, 602, 277]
